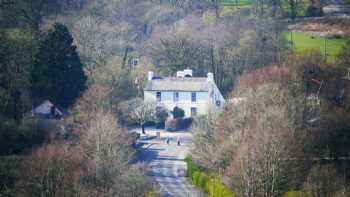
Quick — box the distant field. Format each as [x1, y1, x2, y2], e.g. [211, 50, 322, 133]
[219, 0, 252, 7]
[285, 32, 348, 62]
[219, 0, 310, 17]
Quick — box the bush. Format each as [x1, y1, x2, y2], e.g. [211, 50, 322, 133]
[0, 156, 22, 195]
[146, 191, 160, 197]
[282, 191, 306, 197]
[0, 118, 46, 155]
[165, 118, 177, 131]
[165, 118, 193, 131]
[206, 177, 235, 197]
[155, 107, 168, 129]
[172, 107, 184, 118]
[178, 118, 193, 130]
[185, 156, 200, 177]
[306, 5, 323, 17]
[198, 173, 210, 191]
[192, 171, 201, 186]
[185, 156, 235, 197]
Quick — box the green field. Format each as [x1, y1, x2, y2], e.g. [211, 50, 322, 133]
[285, 32, 348, 62]
[219, 0, 252, 7]
[219, 0, 310, 17]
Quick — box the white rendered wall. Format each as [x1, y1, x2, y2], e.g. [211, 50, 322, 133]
[144, 90, 210, 117]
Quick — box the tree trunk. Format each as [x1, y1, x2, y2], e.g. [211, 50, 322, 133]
[13, 90, 22, 123]
[141, 124, 145, 134]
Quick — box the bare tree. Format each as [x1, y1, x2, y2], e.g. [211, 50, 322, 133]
[119, 98, 156, 134]
[81, 110, 153, 196]
[16, 143, 86, 197]
[303, 164, 347, 197]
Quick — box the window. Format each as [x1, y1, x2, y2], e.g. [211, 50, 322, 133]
[156, 92, 161, 102]
[191, 107, 197, 117]
[173, 92, 179, 102]
[191, 92, 196, 102]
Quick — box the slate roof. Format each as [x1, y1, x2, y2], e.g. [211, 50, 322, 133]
[144, 77, 210, 92]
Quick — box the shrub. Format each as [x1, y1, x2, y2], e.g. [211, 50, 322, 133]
[185, 156, 200, 177]
[178, 118, 193, 130]
[283, 190, 306, 197]
[303, 164, 344, 197]
[306, 6, 323, 17]
[165, 118, 193, 131]
[0, 118, 46, 155]
[155, 107, 168, 128]
[172, 107, 185, 118]
[198, 173, 210, 191]
[15, 143, 85, 197]
[0, 156, 22, 195]
[185, 156, 235, 197]
[165, 118, 177, 131]
[146, 191, 160, 197]
[192, 171, 201, 186]
[206, 177, 235, 197]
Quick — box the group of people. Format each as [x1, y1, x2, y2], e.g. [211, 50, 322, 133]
[166, 136, 181, 146]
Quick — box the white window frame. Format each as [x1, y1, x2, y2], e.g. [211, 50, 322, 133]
[173, 92, 179, 102]
[191, 92, 196, 102]
[191, 107, 197, 116]
[156, 91, 161, 102]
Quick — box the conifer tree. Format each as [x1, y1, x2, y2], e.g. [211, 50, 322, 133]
[32, 23, 86, 107]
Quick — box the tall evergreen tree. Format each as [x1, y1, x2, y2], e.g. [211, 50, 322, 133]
[32, 23, 86, 107]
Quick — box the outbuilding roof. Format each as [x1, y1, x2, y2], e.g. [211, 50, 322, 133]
[144, 77, 210, 92]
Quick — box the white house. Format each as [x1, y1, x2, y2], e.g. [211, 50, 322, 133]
[144, 69, 225, 117]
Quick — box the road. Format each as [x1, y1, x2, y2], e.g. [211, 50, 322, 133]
[138, 129, 203, 197]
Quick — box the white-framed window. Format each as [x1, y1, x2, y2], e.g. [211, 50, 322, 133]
[173, 92, 179, 102]
[156, 92, 161, 102]
[191, 107, 197, 116]
[191, 92, 196, 102]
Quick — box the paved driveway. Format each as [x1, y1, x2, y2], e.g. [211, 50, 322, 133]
[138, 130, 203, 197]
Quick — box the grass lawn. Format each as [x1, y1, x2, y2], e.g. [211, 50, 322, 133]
[219, 0, 252, 17]
[218, 0, 310, 17]
[220, 0, 252, 7]
[285, 32, 348, 62]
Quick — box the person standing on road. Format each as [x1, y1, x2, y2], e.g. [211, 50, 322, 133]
[177, 136, 181, 146]
[166, 137, 170, 144]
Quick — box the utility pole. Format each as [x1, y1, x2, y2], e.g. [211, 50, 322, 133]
[324, 38, 328, 62]
[290, 31, 294, 50]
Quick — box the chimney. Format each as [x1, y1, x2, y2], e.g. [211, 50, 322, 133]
[176, 71, 184, 78]
[148, 71, 154, 81]
[207, 72, 214, 82]
[183, 69, 193, 77]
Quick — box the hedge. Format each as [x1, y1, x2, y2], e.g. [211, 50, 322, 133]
[206, 177, 235, 197]
[282, 191, 307, 197]
[185, 156, 200, 177]
[185, 156, 235, 197]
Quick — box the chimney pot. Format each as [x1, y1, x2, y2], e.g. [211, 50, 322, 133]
[183, 69, 193, 77]
[177, 71, 184, 78]
[207, 72, 214, 82]
[148, 71, 154, 81]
